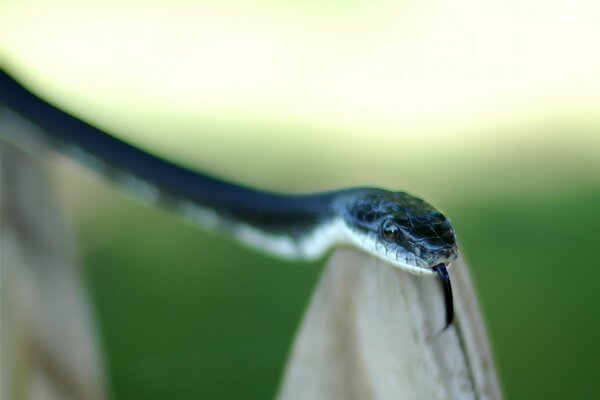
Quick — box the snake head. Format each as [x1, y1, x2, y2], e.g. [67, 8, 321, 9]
[336, 189, 458, 275]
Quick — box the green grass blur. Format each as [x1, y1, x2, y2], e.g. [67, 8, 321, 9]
[56, 167, 599, 400]
[449, 188, 600, 400]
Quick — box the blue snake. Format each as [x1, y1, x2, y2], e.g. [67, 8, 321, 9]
[0, 69, 458, 329]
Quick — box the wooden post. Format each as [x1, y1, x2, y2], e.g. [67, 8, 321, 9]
[1, 115, 108, 400]
[278, 249, 502, 400]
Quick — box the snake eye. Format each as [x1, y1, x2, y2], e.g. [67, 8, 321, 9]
[381, 220, 400, 242]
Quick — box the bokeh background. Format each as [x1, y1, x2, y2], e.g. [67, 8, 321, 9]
[3, 0, 600, 399]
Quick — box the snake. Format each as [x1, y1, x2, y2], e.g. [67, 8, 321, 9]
[0, 69, 458, 329]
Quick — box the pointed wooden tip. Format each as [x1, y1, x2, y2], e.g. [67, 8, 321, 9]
[278, 248, 502, 400]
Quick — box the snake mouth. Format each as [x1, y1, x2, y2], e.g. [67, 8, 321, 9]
[432, 264, 454, 330]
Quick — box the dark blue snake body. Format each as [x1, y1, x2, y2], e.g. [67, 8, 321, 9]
[0, 69, 338, 236]
[0, 69, 458, 328]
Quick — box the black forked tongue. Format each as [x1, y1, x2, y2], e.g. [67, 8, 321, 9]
[433, 264, 453, 331]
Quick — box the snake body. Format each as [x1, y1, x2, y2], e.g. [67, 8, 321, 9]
[0, 69, 458, 328]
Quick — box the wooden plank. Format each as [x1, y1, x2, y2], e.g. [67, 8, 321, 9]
[1, 128, 108, 400]
[278, 249, 502, 400]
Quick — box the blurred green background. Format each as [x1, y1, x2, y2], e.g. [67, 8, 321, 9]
[3, 0, 600, 399]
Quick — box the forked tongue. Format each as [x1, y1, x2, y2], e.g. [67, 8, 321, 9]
[433, 264, 453, 331]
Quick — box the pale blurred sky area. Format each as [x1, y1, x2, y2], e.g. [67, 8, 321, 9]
[2, 0, 599, 201]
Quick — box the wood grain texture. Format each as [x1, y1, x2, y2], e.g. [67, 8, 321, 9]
[278, 249, 502, 400]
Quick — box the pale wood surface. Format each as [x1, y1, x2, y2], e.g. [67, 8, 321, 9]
[1, 134, 108, 400]
[278, 249, 502, 400]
